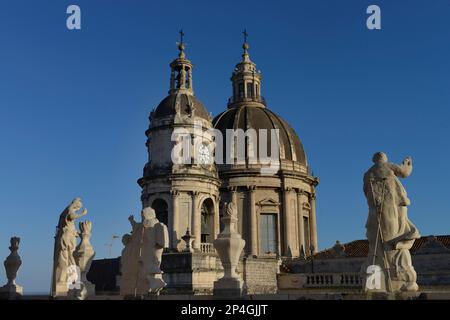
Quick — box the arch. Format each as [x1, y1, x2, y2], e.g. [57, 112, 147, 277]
[200, 198, 215, 243]
[151, 198, 168, 226]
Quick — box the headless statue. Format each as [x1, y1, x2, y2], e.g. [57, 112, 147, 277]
[120, 207, 169, 298]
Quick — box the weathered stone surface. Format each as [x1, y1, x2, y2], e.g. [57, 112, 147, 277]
[362, 152, 420, 293]
[0, 237, 23, 300]
[69, 220, 96, 300]
[51, 198, 88, 297]
[120, 207, 169, 298]
[213, 202, 246, 298]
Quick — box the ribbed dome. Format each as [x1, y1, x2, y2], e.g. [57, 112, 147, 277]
[153, 93, 210, 121]
[213, 106, 307, 165]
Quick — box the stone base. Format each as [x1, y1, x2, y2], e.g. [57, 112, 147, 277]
[67, 281, 96, 300]
[0, 284, 23, 300]
[148, 273, 166, 294]
[395, 291, 421, 300]
[213, 278, 244, 299]
[359, 290, 422, 300]
[52, 283, 69, 298]
[365, 291, 396, 300]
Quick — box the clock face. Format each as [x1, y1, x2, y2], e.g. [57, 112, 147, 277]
[198, 144, 212, 165]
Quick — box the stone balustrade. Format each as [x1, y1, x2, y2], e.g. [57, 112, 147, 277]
[305, 273, 363, 288]
[200, 243, 216, 254]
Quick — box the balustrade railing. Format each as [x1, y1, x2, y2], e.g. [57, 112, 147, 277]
[200, 243, 216, 254]
[304, 273, 363, 288]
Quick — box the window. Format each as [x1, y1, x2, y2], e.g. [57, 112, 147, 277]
[151, 199, 168, 226]
[238, 83, 244, 99]
[201, 198, 215, 243]
[247, 82, 254, 98]
[260, 214, 278, 254]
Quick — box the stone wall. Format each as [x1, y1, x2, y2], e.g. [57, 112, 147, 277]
[243, 257, 279, 294]
[89, 254, 281, 295]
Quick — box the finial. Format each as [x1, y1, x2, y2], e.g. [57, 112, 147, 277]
[242, 29, 250, 62]
[177, 29, 186, 58]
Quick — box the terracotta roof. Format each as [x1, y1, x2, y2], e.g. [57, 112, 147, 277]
[311, 235, 450, 260]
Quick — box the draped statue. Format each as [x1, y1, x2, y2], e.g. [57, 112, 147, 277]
[52, 198, 87, 297]
[120, 207, 169, 298]
[363, 152, 420, 292]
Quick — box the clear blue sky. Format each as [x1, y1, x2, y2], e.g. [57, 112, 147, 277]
[0, 0, 449, 293]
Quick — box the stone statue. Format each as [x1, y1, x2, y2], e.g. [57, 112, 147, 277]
[0, 237, 23, 299]
[52, 198, 87, 297]
[120, 207, 169, 298]
[213, 202, 246, 298]
[70, 221, 96, 300]
[362, 152, 420, 293]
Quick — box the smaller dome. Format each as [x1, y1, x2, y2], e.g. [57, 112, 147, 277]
[153, 93, 210, 121]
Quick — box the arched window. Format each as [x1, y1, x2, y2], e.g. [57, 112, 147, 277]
[238, 83, 244, 99]
[151, 198, 168, 226]
[247, 82, 254, 98]
[200, 198, 215, 243]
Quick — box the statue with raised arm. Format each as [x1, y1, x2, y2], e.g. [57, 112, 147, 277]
[51, 198, 87, 297]
[362, 152, 420, 293]
[120, 207, 169, 298]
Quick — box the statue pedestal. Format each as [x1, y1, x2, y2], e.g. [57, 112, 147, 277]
[213, 277, 244, 299]
[213, 203, 246, 299]
[0, 284, 23, 300]
[53, 283, 68, 298]
[67, 281, 96, 300]
[148, 273, 166, 294]
[366, 291, 395, 300]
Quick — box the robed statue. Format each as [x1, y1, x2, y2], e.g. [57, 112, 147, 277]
[51, 198, 87, 297]
[120, 207, 169, 298]
[362, 152, 420, 292]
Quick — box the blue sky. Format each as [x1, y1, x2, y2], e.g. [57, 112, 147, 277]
[0, 0, 449, 293]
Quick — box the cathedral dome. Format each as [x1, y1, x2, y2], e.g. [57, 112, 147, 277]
[213, 38, 307, 167]
[153, 93, 210, 121]
[213, 105, 307, 165]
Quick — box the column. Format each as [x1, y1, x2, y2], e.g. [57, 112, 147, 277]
[214, 194, 220, 239]
[188, 69, 193, 90]
[191, 191, 201, 250]
[171, 190, 179, 250]
[297, 190, 305, 255]
[170, 69, 175, 90]
[283, 187, 293, 257]
[248, 186, 258, 256]
[309, 192, 318, 253]
[230, 187, 239, 236]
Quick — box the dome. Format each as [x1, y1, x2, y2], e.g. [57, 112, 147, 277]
[153, 93, 211, 121]
[213, 106, 307, 165]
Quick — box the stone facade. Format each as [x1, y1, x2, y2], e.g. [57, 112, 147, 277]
[138, 41, 221, 253]
[213, 41, 319, 260]
[134, 37, 319, 295]
[88, 35, 319, 296]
